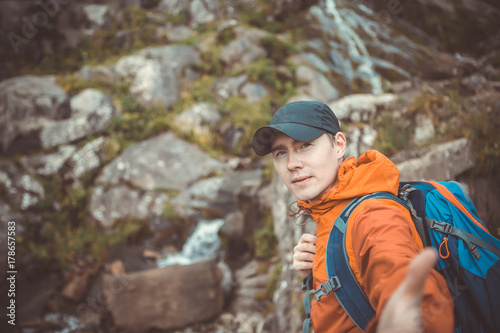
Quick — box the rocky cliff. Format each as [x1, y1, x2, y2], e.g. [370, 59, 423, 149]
[0, 0, 499, 332]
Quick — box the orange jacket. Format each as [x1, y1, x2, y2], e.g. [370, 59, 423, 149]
[298, 150, 454, 333]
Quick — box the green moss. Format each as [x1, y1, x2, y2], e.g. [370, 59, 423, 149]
[23, 179, 146, 270]
[466, 111, 500, 174]
[262, 160, 275, 183]
[239, 1, 308, 34]
[254, 209, 277, 260]
[26, 218, 145, 270]
[101, 135, 122, 164]
[32, 174, 64, 212]
[180, 35, 200, 46]
[180, 75, 217, 105]
[442, 89, 469, 117]
[375, 88, 470, 156]
[463, 109, 500, 237]
[106, 96, 170, 148]
[56, 74, 130, 97]
[373, 113, 413, 156]
[164, 9, 190, 25]
[243, 58, 297, 101]
[216, 26, 236, 46]
[198, 46, 226, 76]
[240, 8, 270, 30]
[407, 90, 444, 119]
[255, 263, 282, 306]
[244, 59, 275, 82]
[163, 202, 178, 220]
[408, 88, 471, 141]
[220, 96, 273, 155]
[260, 35, 297, 65]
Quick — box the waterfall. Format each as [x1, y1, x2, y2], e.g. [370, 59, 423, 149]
[324, 0, 383, 94]
[157, 219, 225, 267]
[43, 314, 85, 333]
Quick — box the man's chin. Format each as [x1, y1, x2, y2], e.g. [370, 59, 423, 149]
[293, 192, 320, 203]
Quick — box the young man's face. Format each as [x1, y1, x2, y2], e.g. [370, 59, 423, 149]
[271, 132, 346, 203]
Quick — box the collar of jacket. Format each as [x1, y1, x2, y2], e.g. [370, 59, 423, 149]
[297, 150, 400, 219]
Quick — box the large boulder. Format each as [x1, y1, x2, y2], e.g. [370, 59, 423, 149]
[174, 103, 221, 136]
[39, 89, 116, 149]
[397, 138, 475, 181]
[329, 93, 399, 122]
[97, 132, 226, 191]
[219, 27, 268, 70]
[214, 74, 248, 99]
[295, 66, 339, 103]
[104, 259, 224, 332]
[240, 82, 269, 103]
[115, 55, 179, 108]
[138, 45, 201, 76]
[0, 75, 68, 121]
[114, 45, 200, 108]
[289, 52, 331, 73]
[90, 186, 169, 228]
[189, 0, 221, 25]
[0, 75, 69, 154]
[173, 169, 261, 219]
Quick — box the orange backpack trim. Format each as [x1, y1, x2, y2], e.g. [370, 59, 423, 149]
[426, 181, 489, 234]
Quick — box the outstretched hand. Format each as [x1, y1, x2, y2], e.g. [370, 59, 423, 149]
[377, 247, 439, 333]
[293, 233, 317, 278]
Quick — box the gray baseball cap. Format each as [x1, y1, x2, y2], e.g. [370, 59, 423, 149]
[252, 101, 341, 156]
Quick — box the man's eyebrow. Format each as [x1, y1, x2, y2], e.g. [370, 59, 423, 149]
[271, 144, 287, 153]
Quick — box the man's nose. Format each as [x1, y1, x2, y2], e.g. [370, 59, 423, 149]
[287, 152, 303, 170]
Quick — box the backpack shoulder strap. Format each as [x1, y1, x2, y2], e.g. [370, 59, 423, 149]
[325, 191, 412, 331]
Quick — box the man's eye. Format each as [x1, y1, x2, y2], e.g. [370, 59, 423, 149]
[301, 143, 311, 149]
[276, 151, 285, 157]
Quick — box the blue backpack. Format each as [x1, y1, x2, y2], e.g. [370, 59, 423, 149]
[302, 180, 500, 333]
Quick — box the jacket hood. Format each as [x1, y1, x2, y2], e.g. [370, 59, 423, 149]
[298, 150, 400, 214]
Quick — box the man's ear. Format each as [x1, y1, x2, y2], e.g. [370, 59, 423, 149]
[335, 132, 347, 159]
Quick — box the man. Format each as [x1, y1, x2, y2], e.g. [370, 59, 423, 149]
[252, 101, 453, 333]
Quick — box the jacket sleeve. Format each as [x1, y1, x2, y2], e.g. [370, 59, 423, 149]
[350, 200, 454, 333]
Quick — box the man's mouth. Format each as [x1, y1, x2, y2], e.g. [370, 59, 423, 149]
[292, 176, 311, 185]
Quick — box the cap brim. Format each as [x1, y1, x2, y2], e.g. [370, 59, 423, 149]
[252, 123, 326, 156]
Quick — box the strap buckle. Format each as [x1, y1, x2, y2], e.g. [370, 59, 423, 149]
[428, 219, 453, 235]
[311, 276, 342, 302]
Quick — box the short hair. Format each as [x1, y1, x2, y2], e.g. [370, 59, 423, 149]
[326, 132, 336, 146]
